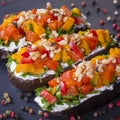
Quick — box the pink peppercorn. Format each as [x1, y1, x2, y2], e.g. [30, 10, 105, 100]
[10, 111, 15, 118]
[1, 1, 6, 6]
[116, 26, 120, 32]
[99, 20, 105, 25]
[44, 112, 49, 118]
[70, 116, 76, 120]
[116, 100, 120, 107]
[112, 23, 118, 29]
[81, 1, 86, 7]
[108, 102, 114, 109]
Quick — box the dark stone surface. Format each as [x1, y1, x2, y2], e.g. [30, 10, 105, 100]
[0, 0, 120, 120]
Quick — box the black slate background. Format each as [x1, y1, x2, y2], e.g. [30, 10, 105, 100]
[0, 0, 120, 120]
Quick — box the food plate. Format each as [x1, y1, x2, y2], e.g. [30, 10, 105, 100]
[0, 0, 120, 120]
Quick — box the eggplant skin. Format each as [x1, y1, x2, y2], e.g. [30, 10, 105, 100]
[52, 78, 120, 116]
[7, 68, 55, 91]
[0, 49, 17, 60]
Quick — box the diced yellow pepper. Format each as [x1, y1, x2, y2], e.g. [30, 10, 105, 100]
[53, 53, 61, 61]
[64, 45, 70, 52]
[72, 7, 81, 16]
[62, 17, 75, 31]
[15, 63, 44, 75]
[105, 30, 112, 43]
[16, 64, 35, 73]
[91, 55, 106, 64]
[96, 29, 106, 47]
[34, 24, 45, 35]
[79, 39, 91, 55]
[22, 20, 45, 35]
[2, 15, 17, 29]
[109, 48, 120, 58]
[61, 49, 71, 62]
[11, 53, 22, 63]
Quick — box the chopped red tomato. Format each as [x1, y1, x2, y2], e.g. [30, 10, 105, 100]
[81, 84, 94, 95]
[101, 63, 115, 85]
[40, 49, 50, 58]
[67, 85, 78, 96]
[69, 41, 84, 59]
[48, 20, 58, 30]
[60, 81, 67, 96]
[48, 78, 59, 88]
[54, 36, 63, 42]
[116, 57, 120, 64]
[83, 36, 98, 50]
[61, 5, 72, 17]
[90, 29, 98, 37]
[26, 31, 39, 43]
[5, 24, 21, 41]
[21, 52, 30, 58]
[26, 45, 38, 52]
[40, 90, 57, 104]
[45, 59, 59, 71]
[82, 75, 91, 85]
[32, 8, 37, 14]
[74, 17, 84, 24]
[21, 57, 34, 64]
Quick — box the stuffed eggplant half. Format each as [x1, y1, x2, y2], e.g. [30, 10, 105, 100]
[7, 28, 116, 91]
[0, 3, 90, 60]
[34, 47, 120, 116]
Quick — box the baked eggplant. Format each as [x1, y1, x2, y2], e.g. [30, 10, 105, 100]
[34, 47, 120, 116]
[6, 26, 117, 91]
[0, 3, 90, 60]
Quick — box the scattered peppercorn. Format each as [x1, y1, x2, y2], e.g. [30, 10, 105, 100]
[92, 0, 97, 6]
[10, 111, 16, 118]
[6, 97, 12, 103]
[3, 113, 7, 119]
[21, 106, 25, 111]
[17, 92, 23, 98]
[112, 18, 117, 23]
[5, 110, 11, 116]
[81, 1, 86, 7]
[101, 8, 108, 14]
[86, 10, 91, 16]
[29, 108, 34, 114]
[24, 96, 30, 102]
[114, 10, 119, 16]
[1, 1, 6, 6]
[15, 113, 21, 120]
[0, 114, 3, 119]
[44, 112, 49, 118]
[99, 20, 105, 25]
[116, 100, 120, 107]
[77, 115, 81, 120]
[71, 3, 75, 8]
[108, 102, 114, 109]
[3, 92, 9, 99]
[1, 99, 7, 106]
[107, 16, 112, 22]
[26, 92, 33, 98]
[38, 110, 44, 116]
[93, 112, 99, 117]
[70, 116, 76, 120]
[24, 106, 30, 112]
[96, 7, 101, 12]
[39, 118, 44, 120]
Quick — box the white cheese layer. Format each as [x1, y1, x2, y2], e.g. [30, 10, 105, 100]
[0, 37, 29, 52]
[34, 85, 114, 112]
[9, 61, 55, 81]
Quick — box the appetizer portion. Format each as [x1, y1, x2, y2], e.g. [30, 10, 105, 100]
[0, 3, 90, 59]
[7, 28, 116, 91]
[34, 47, 120, 115]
